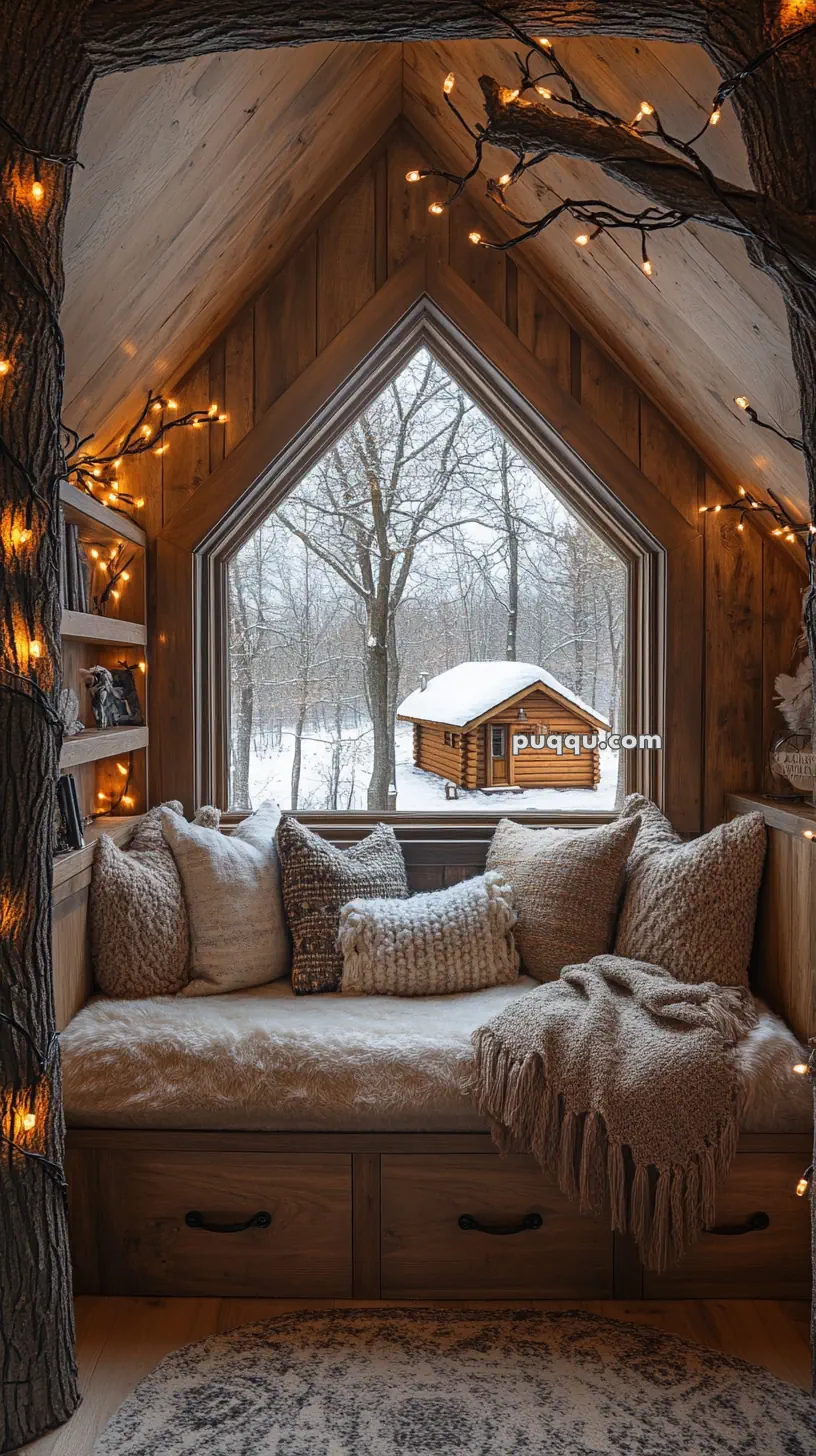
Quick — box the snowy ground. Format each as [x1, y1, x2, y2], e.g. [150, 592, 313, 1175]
[246, 721, 619, 812]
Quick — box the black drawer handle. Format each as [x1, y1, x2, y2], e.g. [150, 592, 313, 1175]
[185, 1209, 272, 1234]
[705, 1210, 770, 1236]
[458, 1212, 543, 1236]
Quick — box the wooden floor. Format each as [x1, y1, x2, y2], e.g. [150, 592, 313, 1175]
[22, 1297, 812, 1453]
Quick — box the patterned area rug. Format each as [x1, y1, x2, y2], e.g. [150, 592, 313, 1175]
[94, 1308, 815, 1455]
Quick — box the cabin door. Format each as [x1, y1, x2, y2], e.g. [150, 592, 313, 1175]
[489, 723, 509, 785]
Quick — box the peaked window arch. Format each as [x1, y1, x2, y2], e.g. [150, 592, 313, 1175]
[195, 296, 664, 822]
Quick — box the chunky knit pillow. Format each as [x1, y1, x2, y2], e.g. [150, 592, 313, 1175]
[90, 801, 190, 997]
[486, 815, 639, 983]
[614, 794, 766, 987]
[277, 818, 408, 994]
[338, 871, 519, 997]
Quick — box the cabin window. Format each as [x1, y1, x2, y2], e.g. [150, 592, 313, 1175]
[222, 345, 634, 816]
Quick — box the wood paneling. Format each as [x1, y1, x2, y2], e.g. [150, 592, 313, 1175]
[138, 127, 803, 832]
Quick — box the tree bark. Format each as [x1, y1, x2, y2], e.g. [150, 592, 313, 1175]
[82, 0, 708, 74]
[0, 2, 92, 1448]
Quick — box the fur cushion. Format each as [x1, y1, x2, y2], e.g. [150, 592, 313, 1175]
[162, 800, 289, 997]
[615, 795, 766, 987]
[90, 801, 190, 997]
[486, 816, 639, 983]
[277, 818, 408, 994]
[339, 871, 519, 997]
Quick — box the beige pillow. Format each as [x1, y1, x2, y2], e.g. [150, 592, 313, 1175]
[339, 871, 519, 997]
[90, 801, 190, 998]
[614, 794, 766, 987]
[486, 816, 639, 983]
[277, 818, 409, 994]
[161, 800, 289, 996]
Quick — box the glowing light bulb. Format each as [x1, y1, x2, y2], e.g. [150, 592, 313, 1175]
[735, 395, 750, 410]
[152, 400, 163, 412]
[428, 202, 444, 216]
[468, 230, 482, 245]
[710, 108, 721, 125]
[736, 520, 744, 532]
[498, 173, 512, 187]
[122, 795, 135, 808]
[113, 458, 122, 469]
[20, 1111, 36, 1132]
[786, 532, 795, 542]
[405, 169, 422, 183]
[153, 444, 167, 455]
[698, 506, 709, 514]
[640, 101, 654, 115]
[92, 467, 101, 478]
[793, 1061, 809, 1072]
[107, 493, 117, 504]
[713, 504, 722, 513]
[121, 571, 130, 582]
[208, 403, 218, 417]
[138, 661, 146, 673]
[772, 527, 783, 536]
[535, 85, 552, 98]
[443, 72, 455, 95]
[110, 547, 118, 559]
[29, 640, 41, 658]
[218, 413, 228, 423]
[0, 359, 11, 376]
[111, 589, 120, 601]
[167, 398, 178, 411]
[135, 497, 145, 508]
[575, 233, 590, 247]
[31, 180, 44, 202]
[641, 258, 653, 276]
[535, 37, 552, 48]
[796, 1176, 810, 1197]
[141, 425, 151, 438]
[501, 87, 520, 102]
[116, 762, 128, 776]
[739, 486, 746, 495]
[97, 791, 108, 802]
[89, 548, 99, 560]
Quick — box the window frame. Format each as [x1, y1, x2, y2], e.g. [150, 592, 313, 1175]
[195, 299, 664, 834]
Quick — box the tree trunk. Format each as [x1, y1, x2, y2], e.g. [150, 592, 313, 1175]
[228, 571, 254, 810]
[500, 443, 520, 661]
[365, 640, 391, 810]
[0, 3, 93, 1448]
[290, 696, 307, 810]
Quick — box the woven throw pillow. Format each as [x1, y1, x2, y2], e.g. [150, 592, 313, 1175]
[161, 799, 289, 997]
[614, 794, 766, 987]
[277, 818, 409, 994]
[338, 870, 519, 997]
[486, 815, 639, 983]
[90, 801, 190, 998]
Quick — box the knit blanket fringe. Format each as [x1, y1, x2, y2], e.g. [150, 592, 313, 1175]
[471, 957, 757, 1272]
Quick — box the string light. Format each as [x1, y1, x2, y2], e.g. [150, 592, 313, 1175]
[167, 398, 178, 411]
[28, 640, 41, 659]
[575, 232, 590, 246]
[443, 72, 455, 95]
[710, 108, 721, 125]
[535, 37, 552, 49]
[468, 229, 482, 245]
[138, 660, 146, 674]
[428, 202, 444, 216]
[116, 762, 128, 776]
[735, 395, 750, 410]
[0, 359, 10, 376]
[134, 497, 145, 508]
[208, 402, 218, 417]
[31, 179, 44, 202]
[405, 169, 422, 183]
[793, 1061, 809, 1072]
[535, 85, 552, 99]
[498, 173, 512, 187]
[796, 1165, 813, 1198]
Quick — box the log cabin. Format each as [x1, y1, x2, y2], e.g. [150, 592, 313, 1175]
[398, 662, 609, 792]
[2, 5, 815, 1453]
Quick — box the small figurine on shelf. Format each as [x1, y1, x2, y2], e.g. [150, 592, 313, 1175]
[80, 664, 144, 729]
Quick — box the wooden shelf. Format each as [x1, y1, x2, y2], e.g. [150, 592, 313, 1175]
[60, 724, 149, 769]
[53, 814, 141, 889]
[61, 610, 146, 647]
[60, 478, 146, 548]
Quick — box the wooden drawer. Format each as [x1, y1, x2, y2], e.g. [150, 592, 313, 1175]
[644, 1153, 811, 1298]
[381, 1154, 613, 1297]
[90, 1151, 353, 1296]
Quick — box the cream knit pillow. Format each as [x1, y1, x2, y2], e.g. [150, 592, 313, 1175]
[486, 815, 639, 983]
[161, 800, 289, 996]
[614, 794, 766, 987]
[90, 801, 191, 997]
[339, 871, 519, 997]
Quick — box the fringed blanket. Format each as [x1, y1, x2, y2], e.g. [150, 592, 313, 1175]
[471, 955, 758, 1271]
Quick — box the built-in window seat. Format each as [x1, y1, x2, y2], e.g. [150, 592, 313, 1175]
[61, 980, 810, 1136]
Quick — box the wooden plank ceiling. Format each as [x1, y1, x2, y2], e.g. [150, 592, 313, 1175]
[62, 36, 808, 518]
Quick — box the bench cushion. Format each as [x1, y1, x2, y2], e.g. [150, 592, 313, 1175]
[60, 980, 811, 1136]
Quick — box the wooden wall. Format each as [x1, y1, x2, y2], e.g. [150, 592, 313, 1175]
[120, 123, 805, 834]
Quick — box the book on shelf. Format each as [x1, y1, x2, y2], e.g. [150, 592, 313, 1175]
[60, 518, 93, 613]
[55, 773, 85, 853]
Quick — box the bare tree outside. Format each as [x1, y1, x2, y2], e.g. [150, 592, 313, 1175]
[228, 349, 626, 812]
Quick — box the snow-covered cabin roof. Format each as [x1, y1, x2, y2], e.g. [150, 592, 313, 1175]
[397, 661, 610, 732]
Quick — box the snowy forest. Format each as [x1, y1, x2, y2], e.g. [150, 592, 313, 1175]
[227, 349, 627, 813]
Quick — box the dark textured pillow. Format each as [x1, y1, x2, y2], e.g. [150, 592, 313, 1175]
[486, 815, 639, 983]
[614, 794, 766, 987]
[277, 818, 408, 994]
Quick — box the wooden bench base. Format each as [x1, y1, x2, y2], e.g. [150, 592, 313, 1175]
[66, 1130, 812, 1301]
